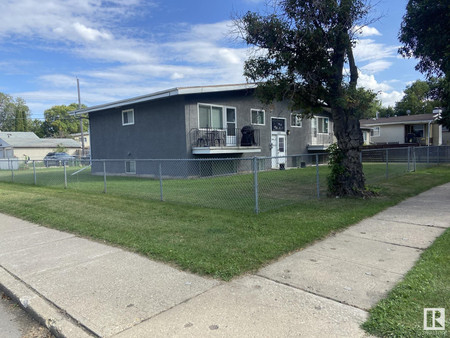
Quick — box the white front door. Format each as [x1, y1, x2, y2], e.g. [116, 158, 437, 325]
[271, 133, 287, 169]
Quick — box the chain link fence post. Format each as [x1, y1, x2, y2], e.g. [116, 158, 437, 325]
[407, 147, 411, 172]
[253, 157, 259, 214]
[385, 148, 389, 179]
[316, 154, 320, 199]
[11, 159, 14, 183]
[103, 160, 107, 193]
[33, 160, 37, 185]
[159, 162, 164, 201]
[64, 162, 67, 188]
[413, 147, 416, 171]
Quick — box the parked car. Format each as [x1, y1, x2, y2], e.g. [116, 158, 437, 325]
[43, 152, 75, 167]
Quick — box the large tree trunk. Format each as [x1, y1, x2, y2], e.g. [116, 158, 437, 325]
[327, 0, 366, 197]
[331, 109, 366, 196]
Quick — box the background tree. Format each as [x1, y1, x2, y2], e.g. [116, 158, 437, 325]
[237, 0, 376, 196]
[394, 79, 441, 116]
[377, 106, 395, 118]
[42, 103, 88, 138]
[399, 0, 449, 126]
[0, 92, 31, 131]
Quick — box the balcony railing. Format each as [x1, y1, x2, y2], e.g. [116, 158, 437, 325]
[309, 132, 334, 145]
[190, 128, 260, 148]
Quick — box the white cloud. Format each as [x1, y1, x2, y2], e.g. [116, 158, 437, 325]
[40, 74, 78, 88]
[360, 60, 393, 74]
[353, 25, 382, 37]
[358, 72, 392, 92]
[354, 39, 397, 62]
[357, 72, 404, 107]
[378, 91, 404, 107]
[73, 22, 112, 42]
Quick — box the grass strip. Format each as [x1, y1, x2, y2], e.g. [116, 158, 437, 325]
[0, 166, 449, 281]
[362, 227, 450, 337]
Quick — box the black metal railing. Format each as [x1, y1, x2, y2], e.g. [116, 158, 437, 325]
[190, 128, 260, 148]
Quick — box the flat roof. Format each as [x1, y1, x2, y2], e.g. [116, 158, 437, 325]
[71, 83, 258, 116]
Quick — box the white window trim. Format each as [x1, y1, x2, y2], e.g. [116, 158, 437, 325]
[122, 109, 134, 126]
[125, 160, 136, 174]
[197, 103, 235, 130]
[290, 113, 302, 128]
[372, 126, 380, 137]
[251, 109, 265, 126]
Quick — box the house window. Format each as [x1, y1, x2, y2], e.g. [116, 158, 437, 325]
[122, 109, 134, 126]
[317, 117, 329, 134]
[125, 160, 136, 174]
[371, 126, 380, 137]
[199, 104, 223, 129]
[291, 113, 302, 127]
[251, 109, 265, 125]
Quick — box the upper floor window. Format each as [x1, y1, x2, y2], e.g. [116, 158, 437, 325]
[291, 113, 302, 127]
[199, 104, 223, 129]
[317, 116, 329, 134]
[251, 109, 265, 125]
[122, 109, 134, 126]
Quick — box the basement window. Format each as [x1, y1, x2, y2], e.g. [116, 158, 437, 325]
[125, 160, 136, 174]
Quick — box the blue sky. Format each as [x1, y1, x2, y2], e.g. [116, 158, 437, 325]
[0, 0, 423, 120]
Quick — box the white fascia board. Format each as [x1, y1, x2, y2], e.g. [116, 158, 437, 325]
[71, 88, 180, 116]
[177, 83, 257, 95]
[71, 84, 258, 116]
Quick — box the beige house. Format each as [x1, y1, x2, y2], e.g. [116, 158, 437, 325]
[360, 113, 442, 146]
[0, 132, 81, 160]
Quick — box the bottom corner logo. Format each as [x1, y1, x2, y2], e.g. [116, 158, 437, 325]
[424, 308, 445, 331]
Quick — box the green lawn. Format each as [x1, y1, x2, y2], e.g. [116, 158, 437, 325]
[0, 161, 425, 213]
[0, 165, 449, 282]
[363, 227, 450, 337]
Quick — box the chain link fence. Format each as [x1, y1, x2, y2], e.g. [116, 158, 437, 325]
[1, 146, 449, 213]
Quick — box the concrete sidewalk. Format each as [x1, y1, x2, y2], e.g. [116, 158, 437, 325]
[0, 184, 449, 337]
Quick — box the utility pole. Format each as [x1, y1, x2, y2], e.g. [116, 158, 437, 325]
[77, 78, 85, 157]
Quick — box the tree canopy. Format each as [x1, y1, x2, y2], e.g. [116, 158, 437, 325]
[399, 0, 449, 78]
[0, 92, 32, 132]
[41, 103, 88, 138]
[394, 79, 442, 116]
[399, 0, 449, 127]
[237, 0, 376, 196]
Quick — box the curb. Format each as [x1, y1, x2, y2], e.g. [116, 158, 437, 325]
[0, 267, 94, 338]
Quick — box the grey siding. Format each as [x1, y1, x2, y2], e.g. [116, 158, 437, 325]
[184, 89, 311, 158]
[90, 96, 187, 160]
[89, 88, 327, 177]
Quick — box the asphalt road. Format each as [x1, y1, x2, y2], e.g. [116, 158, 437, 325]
[0, 291, 52, 338]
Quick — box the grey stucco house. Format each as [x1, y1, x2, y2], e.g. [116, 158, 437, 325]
[73, 84, 334, 175]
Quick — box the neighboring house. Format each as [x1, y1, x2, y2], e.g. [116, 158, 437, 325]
[72, 84, 335, 175]
[443, 126, 450, 145]
[0, 132, 81, 160]
[71, 132, 90, 156]
[360, 113, 442, 146]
